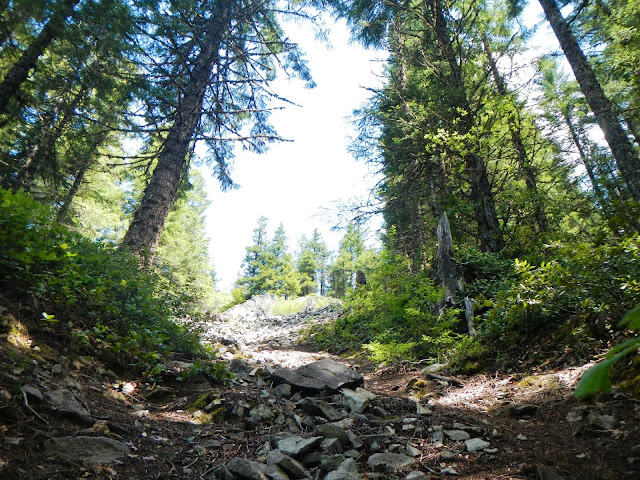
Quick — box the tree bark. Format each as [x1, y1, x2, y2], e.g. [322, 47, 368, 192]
[482, 35, 547, 233]
[561, 111, 608, 206]
[436, 212, 460, 305]
[537, 0, 640, 202]
[14, 84, 86, 189]
[0, 0, 80, 115]
[123, 6, 229, 256]
[430, 0, 504, 252]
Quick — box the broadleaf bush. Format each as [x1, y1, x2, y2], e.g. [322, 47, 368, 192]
[482, 237, 640, 345]
[308, 250, 486, 365]
[0, 188, 210, 373]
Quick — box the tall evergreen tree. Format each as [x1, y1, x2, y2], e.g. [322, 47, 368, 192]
[123, 0, 316, 257]
[0, 0, 80, 115]
[523, 0, 640, 202]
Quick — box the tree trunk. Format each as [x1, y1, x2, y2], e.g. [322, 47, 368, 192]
[537, 0, 640, 202]
[123, 7, 229, 256]
[55, 131, 108, 224]
[56, 164, 86, 224]
[482, 35, 547, 233]
[431, 0, 504, 252]
[436, 212, 460, 305]
[561, 111, 608, 206]
[14, 85, 85, 189]
[0, 0, 80, 115]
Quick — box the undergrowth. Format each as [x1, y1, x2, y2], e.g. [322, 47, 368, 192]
[0, 188, 226, 380]
[307, 250, 487, 368]
[307, 236, 640, 379]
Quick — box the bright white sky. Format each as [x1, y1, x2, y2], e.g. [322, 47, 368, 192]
[201, 16, 386, 291]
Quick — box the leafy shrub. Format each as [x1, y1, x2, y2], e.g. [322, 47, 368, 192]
[574, 305, 640, 397]
[458, 248, 517, 300]
[0, 188, 209, 373]
[482, 237, 640, 344]
[308, 249, 483, 365]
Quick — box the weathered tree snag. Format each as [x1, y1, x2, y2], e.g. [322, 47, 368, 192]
[430, 0, 504, 252]
[0, 0, 81, 115]
[537, 0, 640, 202]
[464, 296, 477, 338]
[436, 212, 460, 305]
[123, 5, 229, 257]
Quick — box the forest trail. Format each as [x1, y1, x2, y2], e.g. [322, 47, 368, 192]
[1, 298, 638, 480]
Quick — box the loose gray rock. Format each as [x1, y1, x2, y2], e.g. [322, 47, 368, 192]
[346, 430, 363, 450]
[341, 387, 376, 414]
[360, 434, 392, 448]
[250, 403, 276, 422]
[21, 385, 43, 401]
[276, 436, 323, 458]
[432, 426, 444, 447]
[321, 454, 347, 472]
[367, 453, 415, 471]
[405, 445, 421, 457]
[297, 397, 343, 421]
[266, 450, 310, 479]
[212, 465, 237, 480]
[444, 429, 471, 441]
[465, 438, 490, 452]
[274, 384, 292, 399]
[325, 458, 362, 480]
[343, 449, 361, 459]
[300, 451, 322, 467]
[44, 388, 90, 419]
[566, 407, 585, 423]
[228, 458, 270, 480]
[271, 358, 363, 393]
[263, 464, 290, 480]
[322, 437, 343, 454]
[44, 436, 130, 466]
[587, 412, 616, 430]
[315, 423, 350, 446]
[440, 450, 457, 460]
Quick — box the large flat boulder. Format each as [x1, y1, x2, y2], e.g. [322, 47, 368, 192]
[271, 358, 363, 393]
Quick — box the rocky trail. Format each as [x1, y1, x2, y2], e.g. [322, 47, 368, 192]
[1, 297, 639, 480]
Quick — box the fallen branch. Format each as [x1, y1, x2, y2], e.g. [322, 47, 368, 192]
[22, 390, 49, 424]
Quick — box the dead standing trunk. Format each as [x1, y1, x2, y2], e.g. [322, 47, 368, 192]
[436, 212, 460, 305]
[123, 6, 229, 256]
[537, 0, 640, 202]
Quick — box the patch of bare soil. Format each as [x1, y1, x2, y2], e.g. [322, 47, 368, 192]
[364, 363, 640, 479]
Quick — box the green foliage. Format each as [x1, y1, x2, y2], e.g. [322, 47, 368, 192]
[271, 295, 340, 316]
[483, 237, 640, 343]
[178, 359, 234, 386]
[458, 248, 517, 300]
[310, 248, 484, 365]
[0, 187, 210, 374]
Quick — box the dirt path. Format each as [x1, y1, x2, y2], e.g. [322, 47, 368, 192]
[1, 305, 639, 480]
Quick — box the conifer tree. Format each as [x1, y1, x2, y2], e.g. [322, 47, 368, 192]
[123, 0, 316, 257]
